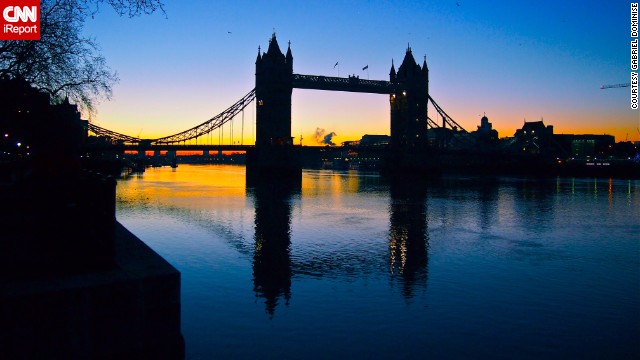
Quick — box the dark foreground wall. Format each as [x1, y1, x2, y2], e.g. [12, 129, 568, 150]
[0, 77, 184, 359]
[0, 222, 185, 359]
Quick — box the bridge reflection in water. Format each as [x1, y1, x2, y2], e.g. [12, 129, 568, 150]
[250, 176, 297, 316]
[246, 171, 430, 315]
[387, 176, 429, 299]
[115, 164, 639, 359]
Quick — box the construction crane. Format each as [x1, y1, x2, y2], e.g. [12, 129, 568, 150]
[600, 83, 631, 89]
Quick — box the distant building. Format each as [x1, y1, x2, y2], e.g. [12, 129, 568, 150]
[515, 120, 554, 139]
[341, 140, 360, 147]
[471, 114, 498, 145]
[340, 135, 390, 147]
[513, 120, 561, 156]
[512, 120, 618, 159]
[360, 134, 390, 146]
[513, 120, 555, 155]
[554, 134, 615, 159]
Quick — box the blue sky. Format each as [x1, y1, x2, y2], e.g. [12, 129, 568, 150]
[84, 0, 639, 144]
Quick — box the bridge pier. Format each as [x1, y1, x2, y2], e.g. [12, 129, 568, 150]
[246, 145, 301, 186]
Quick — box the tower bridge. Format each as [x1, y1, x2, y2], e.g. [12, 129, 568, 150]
[254, 33, 430, 151]
[88, 33, 470, 179]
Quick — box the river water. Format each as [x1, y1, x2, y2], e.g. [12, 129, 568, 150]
[115, 164, 639, 360]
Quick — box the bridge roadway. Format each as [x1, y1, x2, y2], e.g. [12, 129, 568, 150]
[292, 74, 393, 94]
[121, 144, 389, 155]
[123, 144, 343, 152]
[123, 144, 255, 152]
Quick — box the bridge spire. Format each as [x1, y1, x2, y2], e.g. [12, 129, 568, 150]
[286, 40, 293, 67]
[256, 46, 262, 64]
[267, 32, 283, 57]
[390, 59, 396, 80]
[422, 54, 428, 75]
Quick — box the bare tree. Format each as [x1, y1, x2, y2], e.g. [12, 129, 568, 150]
[0, 0, 165, 116]
[85, 0, 165, 17]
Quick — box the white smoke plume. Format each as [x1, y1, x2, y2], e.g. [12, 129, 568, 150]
[314, 127, 337, 146]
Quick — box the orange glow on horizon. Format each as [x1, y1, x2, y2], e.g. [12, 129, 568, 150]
[176, 151, 203, 156]
[118, 122, 634, 150]
[117, 164, 247, 205]
[123, 150, 246, 156]
[107, 93, 636, 148]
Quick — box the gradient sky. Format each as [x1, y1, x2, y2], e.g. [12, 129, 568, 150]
[83, 0, 639, 145]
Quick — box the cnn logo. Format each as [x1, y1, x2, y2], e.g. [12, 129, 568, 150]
[0, 0, 40, 40]
[3, 6, 37, 22]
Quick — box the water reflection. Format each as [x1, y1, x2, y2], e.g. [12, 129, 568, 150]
[513, 178, 556, 234]
[387, 176, 429, 299]
[113, 166, 639, 359]
[475, 178, 500, 231]
[249, 177, 299, 317]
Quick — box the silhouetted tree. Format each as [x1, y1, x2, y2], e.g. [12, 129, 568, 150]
[85, 0, 165, 17]
[0, 0, 164, 115]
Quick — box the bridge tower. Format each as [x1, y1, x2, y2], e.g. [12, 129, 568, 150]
[389, 45, 429, 148]
[384, 46, 435, 174]
[248, 33, 300, 183]
[255, 32, 294, 147]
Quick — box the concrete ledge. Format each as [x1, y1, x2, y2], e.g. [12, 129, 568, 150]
[0, 222, 184, 359]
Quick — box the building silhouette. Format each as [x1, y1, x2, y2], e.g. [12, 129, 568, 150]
[472, 114, 499, 145]
[554, 134, 615, 159]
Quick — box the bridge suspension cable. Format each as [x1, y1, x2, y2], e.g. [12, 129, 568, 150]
[427, 95, 478, 149]
[87, 89, 256, 145]
[428, 95, 468, 133]
[153, 88, 255, 144]
[87, 122, 141, 143]
[426, 116, 439, 129]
